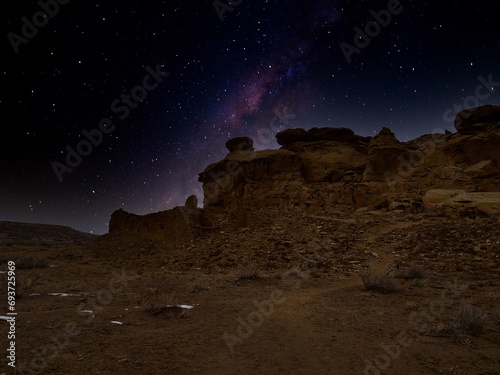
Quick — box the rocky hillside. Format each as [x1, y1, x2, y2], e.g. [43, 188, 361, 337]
[199, 105, 500, 217]
[0, 221, 98, 245]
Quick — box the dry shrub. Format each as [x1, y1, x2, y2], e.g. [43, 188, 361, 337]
[235, 263, 261, 280]
[360, 269, 401, 294]
[427, 303, 489, 345]
[142, 288, 186, 317]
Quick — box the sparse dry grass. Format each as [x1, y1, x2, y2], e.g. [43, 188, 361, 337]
[142, 288, 187, 317]
[235, 263, 261, 280]
[427, 303, 489, 345]
[359, 268, 401, 294]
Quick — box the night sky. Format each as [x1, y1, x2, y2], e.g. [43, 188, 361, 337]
[1, 1, 499, 234]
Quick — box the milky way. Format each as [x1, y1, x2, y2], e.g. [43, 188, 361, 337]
[1, 1, 499, 233]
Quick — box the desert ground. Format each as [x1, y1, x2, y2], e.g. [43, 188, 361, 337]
[1, 211, 500, 375]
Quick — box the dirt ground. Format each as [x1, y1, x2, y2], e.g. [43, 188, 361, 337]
[1, 211, 499, 375]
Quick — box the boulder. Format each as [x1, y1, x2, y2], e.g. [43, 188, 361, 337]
[363, 127, 406, 181]
[225, 136, 254, 152]
[276, 128, 308, 145]
[185, 195, 198, 208]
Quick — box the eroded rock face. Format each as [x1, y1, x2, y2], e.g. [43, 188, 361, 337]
[198, 113, 500, 216]
[185, 195, 198, 208]
[424, 189, 500, 217]
[277, 127, 364, 146]
[109, 206, 206, 244]
[198, 149, 303, 208]
[363, 127, 406, 182]
[454, 105, 500, 133]
[109, 107, 500, 240]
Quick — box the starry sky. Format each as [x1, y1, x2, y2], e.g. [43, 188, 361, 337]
[1, 0, 499, 234]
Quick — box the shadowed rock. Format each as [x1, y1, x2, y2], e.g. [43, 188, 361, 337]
[109, 120, 500, 242]
[199, 124, 500, 216]
[276, 127, 356, 145]
[185, 195, 198, 208]
[276, 128, 308, 145]
[225, 136, 254, 152]
[454, 105, 500, 133]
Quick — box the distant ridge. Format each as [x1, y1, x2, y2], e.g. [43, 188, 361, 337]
[0, 221, 98, 245]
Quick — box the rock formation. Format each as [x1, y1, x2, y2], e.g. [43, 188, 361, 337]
[454, 104, 500, 134]
[108, 105, 500, 243]
[199, 105, 500, 216]
[225, 136, 254, 152]
[108, 206, 210, 245]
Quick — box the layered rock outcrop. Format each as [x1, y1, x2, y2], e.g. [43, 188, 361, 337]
[108, 202, 210, 245]
[454, 105, 500, 133]
[108, 105, 500, 241]
[424, 189, 500, 217]
[199, 105, 500, 215]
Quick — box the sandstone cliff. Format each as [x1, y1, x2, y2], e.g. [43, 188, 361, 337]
[100, 106, 500, 271]
[107, 105, 500, 245]
[199, 105, 500, 216]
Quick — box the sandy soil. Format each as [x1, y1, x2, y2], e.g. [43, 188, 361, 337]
[1, 212, 499, 375]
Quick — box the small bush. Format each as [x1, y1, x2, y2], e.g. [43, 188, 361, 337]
[405, 262, 427, 280]
[15, 255, 49, 269]
[360, 269, 401, 294]
[451, 304, 488, 334]
[235, 263, 261, 280]
[427, 303, 488, 345]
